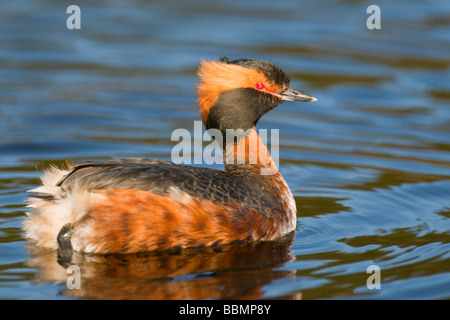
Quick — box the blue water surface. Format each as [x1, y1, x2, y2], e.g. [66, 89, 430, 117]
[0, 0, 449, 300]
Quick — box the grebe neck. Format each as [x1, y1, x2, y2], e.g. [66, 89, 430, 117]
[223, 128, 278, 176]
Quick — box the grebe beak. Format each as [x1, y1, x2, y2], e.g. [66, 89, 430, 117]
[280, 88, 317, 102]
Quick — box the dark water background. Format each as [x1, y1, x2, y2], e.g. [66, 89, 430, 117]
[0, 0, 449, 299]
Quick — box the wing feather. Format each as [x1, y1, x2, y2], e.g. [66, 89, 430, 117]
[57, 159, 269, 209]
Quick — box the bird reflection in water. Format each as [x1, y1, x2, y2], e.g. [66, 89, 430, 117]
[26, 232, 297, 299]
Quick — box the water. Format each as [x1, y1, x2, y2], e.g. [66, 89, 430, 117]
[1, 0, 449, 300]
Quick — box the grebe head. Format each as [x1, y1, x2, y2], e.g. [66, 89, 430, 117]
[197, 57, 317, 135]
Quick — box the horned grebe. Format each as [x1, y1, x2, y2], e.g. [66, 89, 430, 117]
[23, 57, 316, 256]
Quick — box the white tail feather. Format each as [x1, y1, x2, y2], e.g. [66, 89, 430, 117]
[23, 167, 82, 249]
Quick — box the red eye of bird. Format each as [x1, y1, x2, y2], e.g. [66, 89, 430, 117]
[255, 82, 265, 90]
